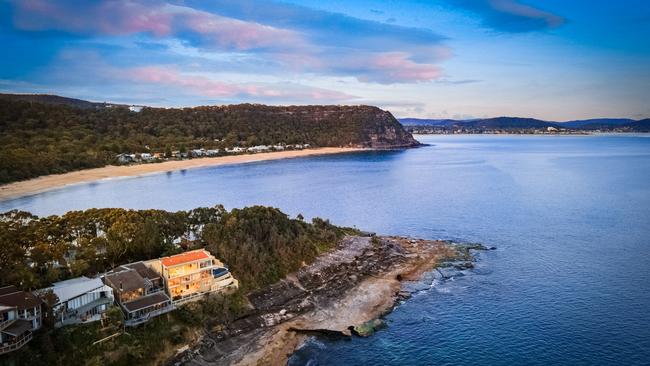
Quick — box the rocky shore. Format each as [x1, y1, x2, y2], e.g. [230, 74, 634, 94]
[168, 235, 489, 366]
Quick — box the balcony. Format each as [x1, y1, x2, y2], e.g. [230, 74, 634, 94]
[0, 331, 32, 355]
[124, 305, 174, 327]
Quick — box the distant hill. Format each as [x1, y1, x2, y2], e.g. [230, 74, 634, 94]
[0, 94, 419, 184]
[621, 119, 650, 132]
[561, 118, 635, 128]
[0, 93, 113, 109]
[461, 117, 559, 129]
[397, 118, 460, 127]
[399, 116, 649, 131]
[399, 117, 558, 129]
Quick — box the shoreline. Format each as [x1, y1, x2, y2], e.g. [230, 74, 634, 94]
[412, 132, 649, 136]
[0, 147, 364, 202]
[173, 236, 484, 366]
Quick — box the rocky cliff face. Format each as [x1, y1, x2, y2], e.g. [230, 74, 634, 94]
[193, 103, 421, 149]
[361, 107, 421, 148]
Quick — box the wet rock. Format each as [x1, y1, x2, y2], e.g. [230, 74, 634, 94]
[288, 327, 352, 339]
[397, 291, 411, 300]
[351, 319, 386, 337]
[454, 262, 474, 270]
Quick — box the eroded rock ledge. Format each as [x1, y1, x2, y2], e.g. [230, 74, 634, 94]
[169, 236, 489, 366]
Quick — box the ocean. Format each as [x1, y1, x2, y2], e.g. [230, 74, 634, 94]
[2, 134, 649, 365]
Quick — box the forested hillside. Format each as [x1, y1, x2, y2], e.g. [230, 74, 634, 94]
[0, 205, 357, 365]
[0, 205, 357, 291]
[0, 95, 418, 184]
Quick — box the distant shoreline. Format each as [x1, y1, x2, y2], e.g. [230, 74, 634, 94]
[0, 147, 364, 202]
[412, 132, 649, 136]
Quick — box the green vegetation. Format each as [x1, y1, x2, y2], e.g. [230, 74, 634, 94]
[0, 204, 358, 365]
[0, 205, 356, 291]
[5, 294, 248, 366]
[0, 97, 416, 184]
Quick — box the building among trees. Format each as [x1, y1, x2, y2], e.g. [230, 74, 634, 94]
[0, 286, 42, 355]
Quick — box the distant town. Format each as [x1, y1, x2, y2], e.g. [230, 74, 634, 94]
[399, 116, 650, 135]
[404, 126, 589, 135]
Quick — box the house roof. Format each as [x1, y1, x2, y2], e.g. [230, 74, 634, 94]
[160, 250, 210, 268]
[1, 319, 32, 336]
[46, 277, 108, 304]
[122, 292, 171, 312]
[124, 262, 161, 282]
[0, 287, 41, 310]
[0, 286, 19, 296]
[104, 269, 145, 293]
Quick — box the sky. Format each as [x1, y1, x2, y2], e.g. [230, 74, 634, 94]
[1, 0, 649, 120]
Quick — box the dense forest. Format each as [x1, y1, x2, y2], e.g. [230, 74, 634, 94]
[0, 205, 358, 365]
[0, 205, 356, 291]
[0, 94, 418, 184]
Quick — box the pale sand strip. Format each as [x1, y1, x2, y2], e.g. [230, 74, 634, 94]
[0, 147, 364, 202]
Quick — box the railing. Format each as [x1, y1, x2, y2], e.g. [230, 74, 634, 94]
[0, 332, 32, 355]
[124, 305, 174, 327]
[0, 318, 14, 331]
[171, 291, 204, 305]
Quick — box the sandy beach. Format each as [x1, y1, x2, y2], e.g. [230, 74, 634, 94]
[0, 147, 363, 202]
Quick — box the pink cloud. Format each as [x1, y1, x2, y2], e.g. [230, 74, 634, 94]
[489, 0, 565, 28]
[126, 66, 355, 101]
[12, 0, 304, 50]
[10, 1, 449, 85]
[371, 53, 441, 82]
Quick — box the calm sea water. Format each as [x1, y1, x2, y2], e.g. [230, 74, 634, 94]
[2, 135, 650, 365]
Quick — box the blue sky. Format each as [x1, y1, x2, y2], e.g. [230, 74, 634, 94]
[1, 0, 649, 120]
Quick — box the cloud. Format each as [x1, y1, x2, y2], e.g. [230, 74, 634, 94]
[185, 0, 450, 83]
[124, 66, 357, 102]
[11, 0, 305, 51]
[444, 0, 565, 32]
[7, 0, 452, 85]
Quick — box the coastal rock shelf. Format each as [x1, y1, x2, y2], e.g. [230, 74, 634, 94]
[169, 236, 489, 366]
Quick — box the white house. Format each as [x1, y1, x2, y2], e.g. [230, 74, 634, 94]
[43, 277, 114, 327]
[247, 145, 270, 153]
[140, 153, 153, 161]
[190, 148, 206, 157]
[116, 153, 134, 164]
[129, 105, 143, 112]
[226, 147, 245, 153]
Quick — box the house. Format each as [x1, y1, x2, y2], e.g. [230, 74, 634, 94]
[116, 153, 134, 164]
[41, 277, 114, 327]
[0, 286, 42, 355]
[190, 148, 206, 157]
[146, 249, 238, 305]
[225, 147, 245, 153]
[129, 105, 143, 112]
[247, 145, 270, 153]
[103, 263, 174, 327]
[272, 145, 285, 151]
[140, 153, 153, 161]
[206, 149, 220, 157]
